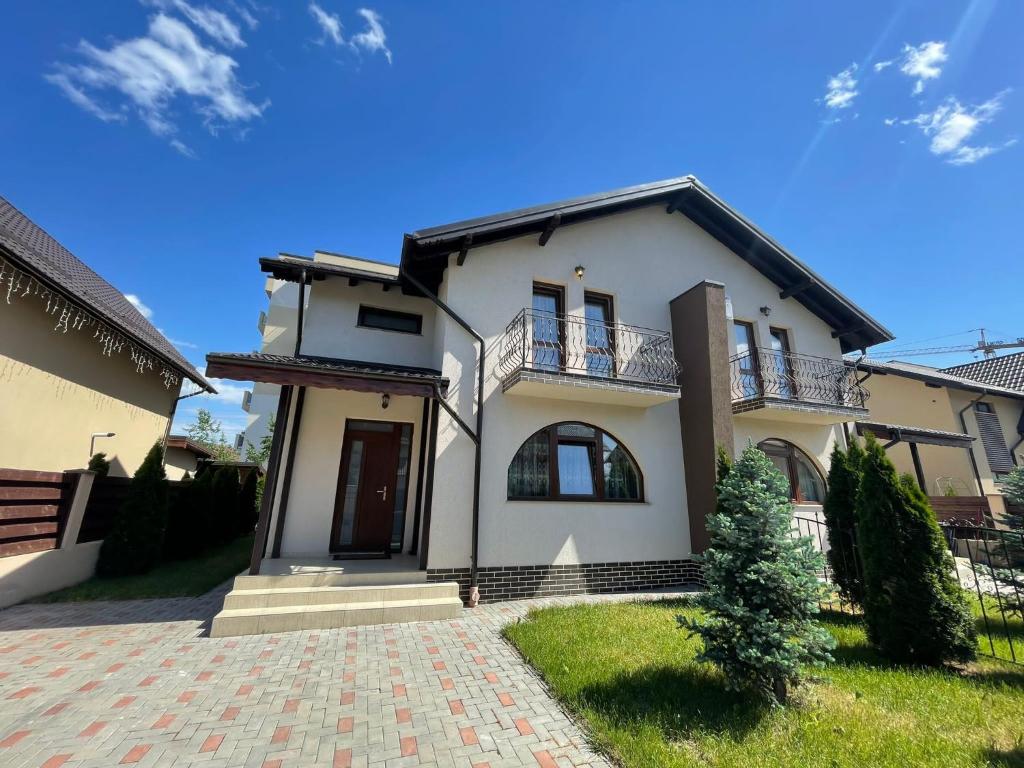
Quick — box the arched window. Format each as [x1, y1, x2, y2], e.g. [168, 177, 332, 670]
[757, 439, 826, 503]
[508, 422, 643, 501]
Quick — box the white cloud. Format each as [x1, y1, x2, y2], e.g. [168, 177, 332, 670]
[883, 117, 897, 126]
[145, 0, 246, 48]
[900, 41, 947, 95]
[351, 8, 391, 64]
[124, 293, 154, 319]
[903, 90, 1014, 165]
[169, 138, 196, 157]
[823, 63, 858, 110]
[309, 2, 344, 45]
[47, 13, 267, 147]
[873, 59, 893, 73]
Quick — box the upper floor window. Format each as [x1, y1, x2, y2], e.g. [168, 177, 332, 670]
[758, 438, 825, 503]
[357, 305, 422, 335]
[508, 422, 643, 501]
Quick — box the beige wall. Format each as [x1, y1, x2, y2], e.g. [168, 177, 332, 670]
[860, 371, 1024, 496]
[0, 294, 178, 477]
[164, 446, 199, 480]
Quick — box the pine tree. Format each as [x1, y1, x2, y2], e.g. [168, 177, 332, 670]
[681, 444, 835, 705]
[822, 441, 865, 605]
[97, 442, 169, 576]
[855, 434, 977, 665]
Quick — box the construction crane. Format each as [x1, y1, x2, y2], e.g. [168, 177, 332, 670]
[865, 328, 1024, 360]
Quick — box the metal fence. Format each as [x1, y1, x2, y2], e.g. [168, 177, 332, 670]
[730, 348, 869, 408]
[792, 513, 1023, 666]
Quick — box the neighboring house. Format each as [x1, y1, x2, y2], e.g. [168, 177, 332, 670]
[205, 175, 892, 636]
[0, 195, 214, 476]
[240, 276, 302, 464]
[943, 350, 1024, 392]
[164, 435, 215, 480]
[851, 358, 1024, 519]
[0, 195, 213, 607]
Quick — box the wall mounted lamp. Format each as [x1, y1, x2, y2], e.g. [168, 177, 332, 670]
[574, 265, 585, 281]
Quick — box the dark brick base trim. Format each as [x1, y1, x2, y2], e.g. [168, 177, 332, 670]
[427, 559, 702, 604]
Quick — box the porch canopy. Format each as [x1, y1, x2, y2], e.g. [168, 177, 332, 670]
[205, 352, 448, 398]
[854, 421, 978, 495]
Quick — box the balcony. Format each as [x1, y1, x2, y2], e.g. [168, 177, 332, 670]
[498, 309, 681, 408]
[730, 348, 869, 424]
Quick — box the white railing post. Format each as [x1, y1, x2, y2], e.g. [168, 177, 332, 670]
[59, 469, 96, 550]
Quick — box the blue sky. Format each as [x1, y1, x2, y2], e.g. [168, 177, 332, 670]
[1, 0, 1021, 441]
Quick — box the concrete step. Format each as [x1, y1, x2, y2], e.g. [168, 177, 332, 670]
[233, 569, 428, 590]
[222, 581, 459, 610]
[209, 594, 463, 637]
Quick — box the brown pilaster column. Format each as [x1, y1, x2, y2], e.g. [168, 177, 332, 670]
[669, 280, 735, 555]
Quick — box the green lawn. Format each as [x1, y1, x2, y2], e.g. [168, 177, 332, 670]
[32, 535, 253, 602]
[504, 599, 1024, 768]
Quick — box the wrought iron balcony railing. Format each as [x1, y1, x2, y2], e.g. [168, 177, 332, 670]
[498, 309, 680, 387]
[730, 348, 869, 409]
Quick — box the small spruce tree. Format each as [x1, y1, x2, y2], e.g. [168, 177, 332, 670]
[855, 434, 977, 665]
[681, 444, 835, 705]
[97, 442, 169, 576]
[87, 452, 111, 478]
[822, 441, 865, 605]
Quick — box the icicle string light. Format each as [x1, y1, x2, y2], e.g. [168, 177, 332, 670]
[0, 254, 183, 390]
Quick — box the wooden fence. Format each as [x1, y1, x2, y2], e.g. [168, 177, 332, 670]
[928, 495, 991, 524]
[0, 469, 77, 557]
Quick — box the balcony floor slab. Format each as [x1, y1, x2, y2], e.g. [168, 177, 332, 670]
[503, 368, 680, 408]
[732, 396, 868, 425]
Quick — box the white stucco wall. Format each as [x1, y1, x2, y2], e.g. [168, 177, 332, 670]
[427, 204, 850, 569]
[275, 388, 425, 557]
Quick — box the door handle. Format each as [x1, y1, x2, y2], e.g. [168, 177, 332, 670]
[376, 485, 388, 502]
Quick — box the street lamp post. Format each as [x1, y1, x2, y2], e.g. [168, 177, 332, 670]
[89, 432, 116, 462]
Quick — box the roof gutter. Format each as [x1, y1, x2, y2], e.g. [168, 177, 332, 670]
[400, 265, 485, 606]
[958, 389, 988, 496]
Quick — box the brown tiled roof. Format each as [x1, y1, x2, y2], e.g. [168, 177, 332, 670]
[942, 351, 1024, 393]
[851, 358, 1024, 400]
[0, 195, 211, 390]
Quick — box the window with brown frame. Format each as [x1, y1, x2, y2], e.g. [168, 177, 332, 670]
[757, 439, 826, 503]
[507, 422, 643, 501]
[583, 291, 615, 377]
[531, 283, 564, 371]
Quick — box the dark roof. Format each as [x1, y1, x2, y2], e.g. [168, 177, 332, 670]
[0, 195, 212, 391]
[855, 421, 975, 448]
[206, 352, 448, 397]
[942, 351, 1024, 392]
[401, 175, 893, 353]
[166, 435, 215, 459]
[260, 255, 401, 287]
[852, 358, 1024, 400]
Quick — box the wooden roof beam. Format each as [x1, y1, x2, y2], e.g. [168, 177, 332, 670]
[455, 234, 473, 266]
[538, 213, 561, 246]
[831, 322, 866, 339]
[779, 277, 816, 300]
[665, 192, 687, 214]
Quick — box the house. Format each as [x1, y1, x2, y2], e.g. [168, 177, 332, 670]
[0, 195, 213, 605]
[0, 195, 214, 476]
[164, 435, 215, 480]
[943, 350, 1024, 392]
[851, 358, 1024, 522]
[205, 175, 892, 636]
[239, 276, 303, 464]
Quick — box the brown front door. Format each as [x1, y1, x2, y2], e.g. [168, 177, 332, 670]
[331, 421, 403, 553]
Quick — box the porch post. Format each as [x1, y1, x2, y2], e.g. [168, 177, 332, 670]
[271, 386, 306, 558]
[409, 397, 430, 556]
[418, 398, 440, 571]
[908, 441, 927, 493]
[249, 385, 293, 575]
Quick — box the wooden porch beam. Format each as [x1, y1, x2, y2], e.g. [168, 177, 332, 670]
[456, 234, 473, 266]
[779, 277, 815, 300]
[249, 385, 293, 574]
[538, 213, 561, 246]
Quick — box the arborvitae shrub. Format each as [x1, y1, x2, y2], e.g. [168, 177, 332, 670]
[87, 452, 111, 478]
[681, 443, 834, 704]
[210, 466, 241, 545]
[237, 470, 258, 536]
[855, 434, 977, 665]
[822, 441, 865, 605]
[97, 443, 169, 576]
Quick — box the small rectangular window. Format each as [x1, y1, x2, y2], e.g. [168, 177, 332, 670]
[357, 305, 422, 334]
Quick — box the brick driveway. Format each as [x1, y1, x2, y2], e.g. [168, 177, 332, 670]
[0, 586, 687, 767]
